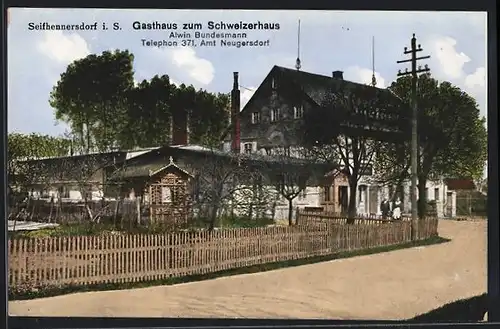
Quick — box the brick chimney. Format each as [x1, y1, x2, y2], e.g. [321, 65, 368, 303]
[332, 71, 344, 79]
[231, 72, 241, 154]
[170, 109, 190, 146]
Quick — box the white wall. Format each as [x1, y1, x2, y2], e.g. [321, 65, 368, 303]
[371, 179, 456, 218]
[29, 187, 106, 202]
[229, 184, 322, 220]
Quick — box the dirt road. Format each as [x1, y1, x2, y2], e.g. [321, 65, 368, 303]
[9, 220, 487, 320]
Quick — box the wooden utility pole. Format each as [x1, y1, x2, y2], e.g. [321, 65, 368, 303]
[397, 33, 430, 240]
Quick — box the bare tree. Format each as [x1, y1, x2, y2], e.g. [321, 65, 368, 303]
[235, 177, 280, 220]
[253, 146, 324, 226]
[188, 148, 261, 230]
[7, 159, 44, 223]
[302, 84, 386, 223]
[8, 158, 58, 224]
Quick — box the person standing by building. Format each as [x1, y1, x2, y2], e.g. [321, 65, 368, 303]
[392, 196, 402, 220]
[380, 198, 390, 219]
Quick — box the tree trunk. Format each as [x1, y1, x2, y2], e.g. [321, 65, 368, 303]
[295, 206, 300, 225]
[113, 196, 121, 228]
[208, 191, 221, 231]
[248, 199, 254, 219]
[48, 196, 54, 223]
[208, 204, 218, 231]
[417, 175, 427, 219]
[56, 197, 62, 223]
[347, 177, 358, 224]
[287, 198, 293, 226]
[85, 121, 91, 154]
[136, 197, 141, 227]
[29, 197, 37, 221]
[271, 201, 277, 221]
[84, 201, 94, 222]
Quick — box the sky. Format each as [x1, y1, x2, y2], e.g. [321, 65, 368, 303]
[7, 9, 487, 137]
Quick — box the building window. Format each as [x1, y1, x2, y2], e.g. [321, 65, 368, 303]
[270, 108, 281, 122]
[358, 185, 367, 202]
[244, 143, 253, 154]
[293, 105, 304, 119]
[434, 188, 440, 201]
[58, 186, 70, 198]
[41, 189, 50, 198]
[271, 77, 277, 89]
[300, 188, 307, 200]
[251, 112, 260, 124]
[324, 185, 331, 202]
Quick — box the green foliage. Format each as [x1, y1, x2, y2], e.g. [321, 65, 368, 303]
[8, 132, 72, 160]
[7, 133, 72, 200]
[50, 49, 230, 151]
[379, 74, 487, 182]
[50, 50, 135, 152]
[374, 74, 487, 218]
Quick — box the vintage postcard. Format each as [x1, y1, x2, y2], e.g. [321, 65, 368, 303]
[7, 8, 488, 321]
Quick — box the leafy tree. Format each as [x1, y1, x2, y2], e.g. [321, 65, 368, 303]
[301, 84, 391, 223]
[8, 132, 72, 159]
[375, 74, 487, 217]
[51, 50, 229, 151]
[50, 50, 135, 153]
[7, 133, 72, 220]
[124, 75, 176, 148]
[255, 147, 332, 226]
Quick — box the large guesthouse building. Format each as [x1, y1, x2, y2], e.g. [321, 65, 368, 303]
[221, 66, 456, 218]
[18, 66, 457, 220]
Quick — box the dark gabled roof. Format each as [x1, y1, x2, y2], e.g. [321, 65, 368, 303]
[276, 66, 396, 105]
[116, 144, 335, 168]
[109, 144, 338, 183]
[274, 66, 396, 106]
[221, 65, 405, 141]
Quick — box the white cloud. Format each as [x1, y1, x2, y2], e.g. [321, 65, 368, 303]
[240, 86, 256, 110]
[430, 36, 470, 79]
[168, 47, 214, 85]
[8, 9, 487, 135]
[37, 31, 90, 64]
[344, 66, 386, 88]
[465, 66, 486, 89]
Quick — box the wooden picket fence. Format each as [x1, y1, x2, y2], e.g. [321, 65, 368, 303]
[296, 209, 411, 226]
[8, 217, 438, 291]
